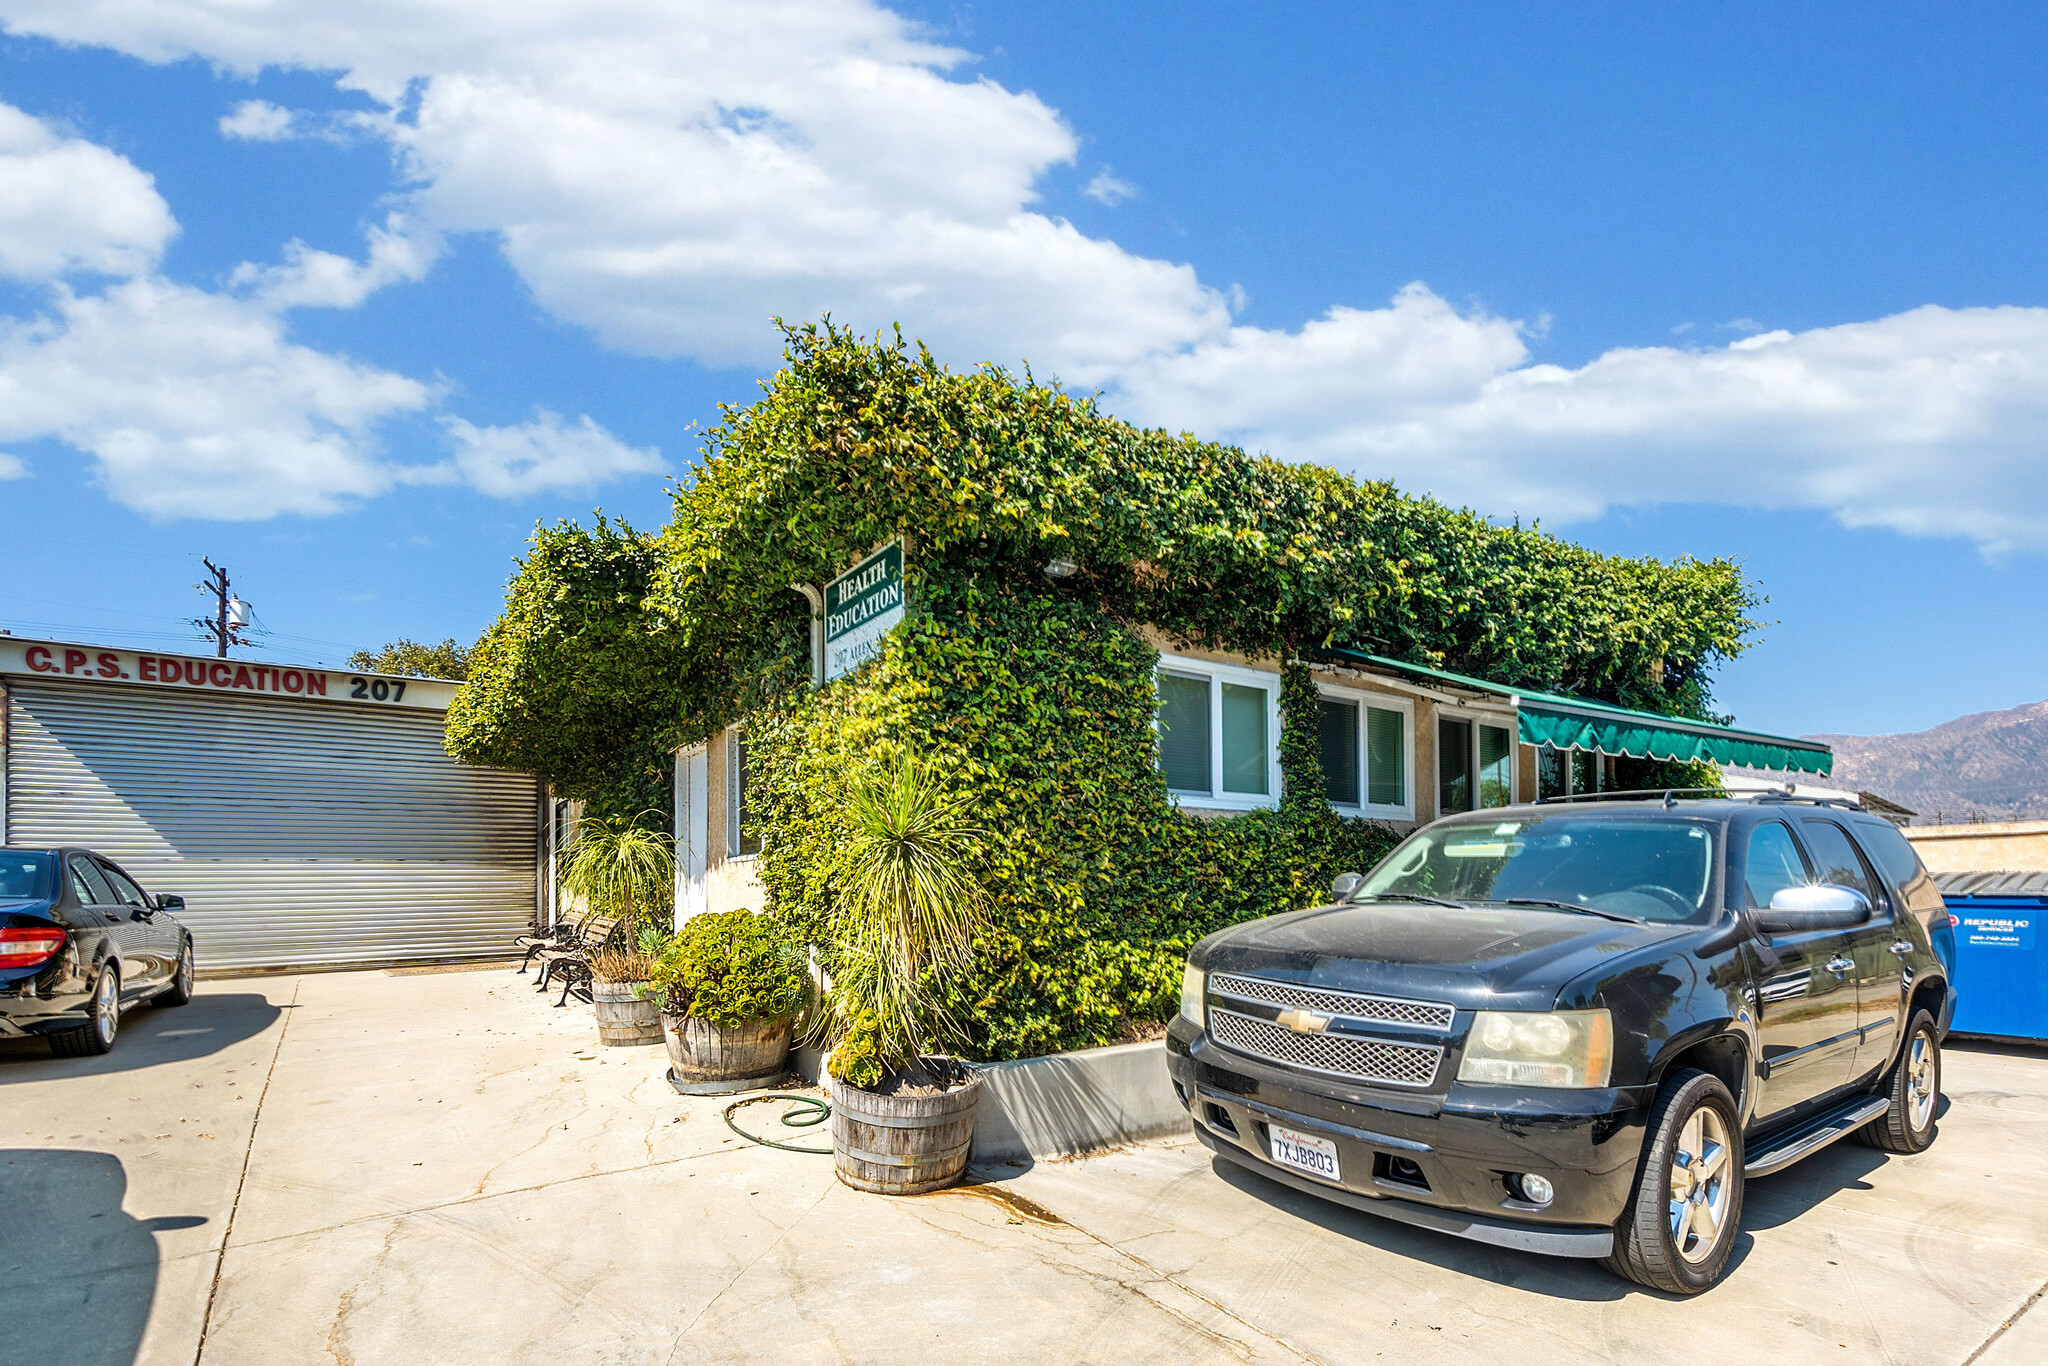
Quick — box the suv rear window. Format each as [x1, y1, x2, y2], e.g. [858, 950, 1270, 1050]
[1358, 816, 1718, 922]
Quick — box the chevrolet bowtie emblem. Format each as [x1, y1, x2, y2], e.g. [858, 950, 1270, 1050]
[1277, 1008, 1332, 1033]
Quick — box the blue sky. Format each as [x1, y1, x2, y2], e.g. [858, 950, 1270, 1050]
[1, 2, 2045, 737]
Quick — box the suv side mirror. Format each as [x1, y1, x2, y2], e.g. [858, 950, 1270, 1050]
[1758, 884, 1870, 934]
[1331, 872, 1362, 901]
[154, 893, 185, 912]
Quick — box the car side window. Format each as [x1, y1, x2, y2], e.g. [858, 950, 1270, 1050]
[1742, 822, 1810, 910]
[97, 862, 150, 908]
[1799, 820, 1887, 914]
[1851, 821, 1934, 901]
[68, 861, 103, 904]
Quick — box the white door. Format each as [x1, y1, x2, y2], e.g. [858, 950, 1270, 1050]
[674, 744, 709, 928]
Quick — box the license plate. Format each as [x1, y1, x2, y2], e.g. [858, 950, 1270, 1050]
[1268, 1124, 1341, 1182]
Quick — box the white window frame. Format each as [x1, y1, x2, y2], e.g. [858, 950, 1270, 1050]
[725, 725, 760, 861]
[1435, 706, 1520, 813]
[1314, 684, 1416, 822]
[1154, 654, 1283, 812]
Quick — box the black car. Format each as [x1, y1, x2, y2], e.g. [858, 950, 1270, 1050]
[1167, 794, 1951, 1294]
[0, 848, 195, 1056]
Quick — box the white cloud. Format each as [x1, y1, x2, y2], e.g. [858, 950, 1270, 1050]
[0, 102, 176, 280]
[0, 276, 434, 518]
[1110, 287, 2048, 554]
[0, 0, 1228, 376]
[219, 98, 297, 141]
[438, 409, 665, 498]
[1082, 168, 1135, 206]
[0, 99, 651, 518]
[229, 214, 441, 308]
[5, 2, 2048, 549]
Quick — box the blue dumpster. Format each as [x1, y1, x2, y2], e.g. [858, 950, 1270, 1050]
[1935, 871, 2048, 1042]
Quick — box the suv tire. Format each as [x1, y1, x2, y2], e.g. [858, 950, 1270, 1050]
[49, 964, 120, 1058]
[1856, 1009, 1940, 1154]
[1604, 1068, 1744, 1294]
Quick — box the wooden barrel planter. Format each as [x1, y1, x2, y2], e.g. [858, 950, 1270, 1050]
[664, 1016, 792, 1093]
[827, 1063, 984, 1195]
[591, 981, 662, 1046]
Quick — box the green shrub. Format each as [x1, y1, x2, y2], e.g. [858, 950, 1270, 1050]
[648, 909, 808, 1027]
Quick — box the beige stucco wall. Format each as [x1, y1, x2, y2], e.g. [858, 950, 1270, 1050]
[704, 726, 767, 915]
[1905, 821, 2048, 874]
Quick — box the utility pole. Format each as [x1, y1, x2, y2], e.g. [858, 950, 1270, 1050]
[192, 558, 253, 657]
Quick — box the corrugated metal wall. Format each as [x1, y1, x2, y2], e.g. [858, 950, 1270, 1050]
[3, 678, 537, 970]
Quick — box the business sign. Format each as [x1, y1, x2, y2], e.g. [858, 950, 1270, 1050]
[0, 638, 456, 711]
[823, 541, 904, 682]
[1961, 912, 2035, 951]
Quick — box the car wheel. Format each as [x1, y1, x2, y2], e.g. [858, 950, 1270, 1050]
[156, 939, 195, 1008]
[49, 965, 121, 1058]
[1603, 1068, 1744, 1294]
[1857, 1009, 1940, 1154]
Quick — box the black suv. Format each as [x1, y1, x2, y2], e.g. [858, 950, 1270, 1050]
[1166, 795, 1951, 1294]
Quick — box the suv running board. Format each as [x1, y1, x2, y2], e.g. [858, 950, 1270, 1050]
[1744, 1095, 1893, 1178]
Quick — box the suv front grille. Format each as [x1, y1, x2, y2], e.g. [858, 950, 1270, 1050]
[1209, 972, 1455, 1032]
[1209, 1008, 1444, 1089]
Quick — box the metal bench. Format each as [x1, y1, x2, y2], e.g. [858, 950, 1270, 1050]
[533, 916, 624, 1007]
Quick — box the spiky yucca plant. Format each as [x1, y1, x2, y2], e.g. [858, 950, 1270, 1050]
[822, 757, 987, 1088]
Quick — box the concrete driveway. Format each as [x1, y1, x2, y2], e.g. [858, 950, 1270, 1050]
[3, 968, 2045, 1366]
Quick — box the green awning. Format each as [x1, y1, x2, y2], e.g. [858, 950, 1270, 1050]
[1314, 649, 1833, 777]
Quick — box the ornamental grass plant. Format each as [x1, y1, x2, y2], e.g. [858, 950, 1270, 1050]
[819, 757, 988, 1091]
[560, 813, 674, 937]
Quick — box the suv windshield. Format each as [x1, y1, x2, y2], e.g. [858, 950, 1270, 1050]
[0, 851, 57, 901]
[1355, 816, 1718, 923]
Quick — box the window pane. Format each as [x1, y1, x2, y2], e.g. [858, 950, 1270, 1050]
[1743, 822, 1810, 910]
[1157, 672, 1211, 793]
[1800, 821, 1876, 903]
[731, 731, 762, 857]
[1570, 748, 1600, 795]
[1366, 707, 1405, 807]
[1318, 699, 1360, 804]
[1438, 718, 1472, 814]
[1537, 745, 1568, 800]
[1221, 682, 1269, 795]
[1478, 725, 1514, 809]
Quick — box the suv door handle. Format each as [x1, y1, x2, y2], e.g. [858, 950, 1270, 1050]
[1825, 956, 1854, 975]
[1889, 940, 1913, 957]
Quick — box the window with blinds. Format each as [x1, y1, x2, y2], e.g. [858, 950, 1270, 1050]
[1154, 658, 1280, 807]
[1317, 692, 1410, 815]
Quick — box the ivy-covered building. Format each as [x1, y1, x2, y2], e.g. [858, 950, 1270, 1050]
[450, 324, 1830, 1060]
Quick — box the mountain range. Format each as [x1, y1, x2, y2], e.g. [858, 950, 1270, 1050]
[1812, 699, 2048, 825]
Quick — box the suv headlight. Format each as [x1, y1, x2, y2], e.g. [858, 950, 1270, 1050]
[1179, 964, 1206, 1027]
[1457, 1009, 1614, 1088]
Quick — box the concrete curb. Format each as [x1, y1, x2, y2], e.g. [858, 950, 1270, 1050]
[968, 1040, 1190, 1164]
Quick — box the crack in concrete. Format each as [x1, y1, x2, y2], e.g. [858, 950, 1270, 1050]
[192, 979, 300, 1366]
[1960, 1276, 2048, 1366]
[662, 1181, 836, 1364]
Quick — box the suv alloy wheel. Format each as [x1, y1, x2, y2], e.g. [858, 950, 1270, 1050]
[1857, 1009, 1941, 1154]
[1605, 1068, 1745, 1293]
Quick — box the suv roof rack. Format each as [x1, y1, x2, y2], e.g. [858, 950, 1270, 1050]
[1534, 787, 1865, 812]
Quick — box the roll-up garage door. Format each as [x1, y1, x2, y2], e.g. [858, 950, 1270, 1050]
[3, 678, 537, 970]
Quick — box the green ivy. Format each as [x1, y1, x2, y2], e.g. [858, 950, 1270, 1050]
[449, 322, 1761, 1060]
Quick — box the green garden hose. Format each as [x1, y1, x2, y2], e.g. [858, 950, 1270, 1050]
[723, 1092, 833, 1153]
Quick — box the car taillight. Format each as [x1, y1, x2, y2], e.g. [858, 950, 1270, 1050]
[0, 926, 66, 969]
